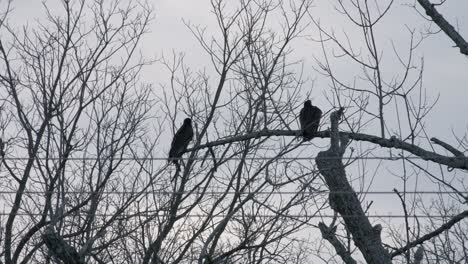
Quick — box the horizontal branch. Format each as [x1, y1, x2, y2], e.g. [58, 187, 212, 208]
[416, 0, 468, 56]
[186, 130, 468, 170]
[391, 210, 468, 258]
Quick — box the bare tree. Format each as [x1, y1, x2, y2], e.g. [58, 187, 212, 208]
[142, 1, 320, 263]
[0, 0, 157, 263]
[173, 0, 468, 263]
[1, 0, 467, 263]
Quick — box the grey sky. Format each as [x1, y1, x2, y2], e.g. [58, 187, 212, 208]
[152, 0, 468, 135]
[2, 1, 468, 263]
[10, 0, 468, 136]
[150, 0, 468, 225]
[7, 0, 468, 235]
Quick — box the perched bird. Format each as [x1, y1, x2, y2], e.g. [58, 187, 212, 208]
[299, 100, 322, 141]
[168, 118, 194, 167]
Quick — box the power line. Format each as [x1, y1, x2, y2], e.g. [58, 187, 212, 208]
[0, 212, 463, 219]
[0, 190, 465, 195]
[1, 156, 466, 161]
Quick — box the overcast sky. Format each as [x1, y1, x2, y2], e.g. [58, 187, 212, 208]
[10, 0, 468, 135]
[151, 0, 468, 135]
[7, 0, 468, 220]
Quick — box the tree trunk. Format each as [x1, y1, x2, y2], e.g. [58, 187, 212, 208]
[316, 108, 392, 264]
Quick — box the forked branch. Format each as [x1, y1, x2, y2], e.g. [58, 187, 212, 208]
[315, 108, 391, 264]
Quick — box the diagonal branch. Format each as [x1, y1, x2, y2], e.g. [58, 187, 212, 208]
[391, 210, 468, 258]
[42, 227, 85, 264]
[319, 222, 357, 264]
[431, 137, 465, 157]
[416, 0, 468, 56]
[315, 108, 391, 264]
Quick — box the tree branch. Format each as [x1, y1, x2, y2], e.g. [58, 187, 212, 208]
[42, 227, 85, 264]
[416, 0, 468, 56]
[319, 222, 357, 264]
[186, 130, 468, 170]
[315, 109, 392, 264]
[431, 137, 465, 157]
[391, 210, 468, 258]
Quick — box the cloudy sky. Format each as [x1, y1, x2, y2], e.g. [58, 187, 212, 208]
[152, 0, 468, 134]
[150, 0, 468, 202]
[10, 0, 468, 135]
[8, 0, 468, 223]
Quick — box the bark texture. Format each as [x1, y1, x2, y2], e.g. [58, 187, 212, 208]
[42, 227, 84, 264]
[315, 108, 392, 264]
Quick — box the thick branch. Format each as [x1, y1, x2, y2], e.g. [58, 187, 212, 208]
[186, 130, 468, 170]
[42, 227, 84, 264]
[431, 137, 465, 157]
[391, 210, 468, 258]
[315, 109, 392, 264]
[416, 0, 468, 56]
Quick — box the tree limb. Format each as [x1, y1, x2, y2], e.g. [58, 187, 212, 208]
[42, 227, 85, 264]
[186, 130, 468, 170]
[416, 0, 468, 56]
[319, 222, 357, 264]
[315, 109, 392, 264]
[431, 137, 465, 157]
[391, 210, 468, 258]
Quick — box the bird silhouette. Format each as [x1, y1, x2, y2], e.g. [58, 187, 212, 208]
[168, 118, 194, 167]
[299, 100, 322, 141]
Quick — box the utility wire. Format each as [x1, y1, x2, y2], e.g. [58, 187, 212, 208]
[0, 212, 462, 218]
[0, 191, 465, 195]
[2, 156, 467, 161]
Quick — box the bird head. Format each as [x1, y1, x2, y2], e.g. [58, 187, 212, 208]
[183, 118, 192, 125]
[304, 100, 312, 107]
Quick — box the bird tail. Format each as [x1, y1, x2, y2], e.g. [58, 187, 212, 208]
[168, 156, 179, 166]
[302, 131, 313, 141]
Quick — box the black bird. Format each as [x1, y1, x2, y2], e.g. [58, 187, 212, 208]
[299, 100, 322, 141]
[0, 138, 4, 157]
[168, 118, 194, 167]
